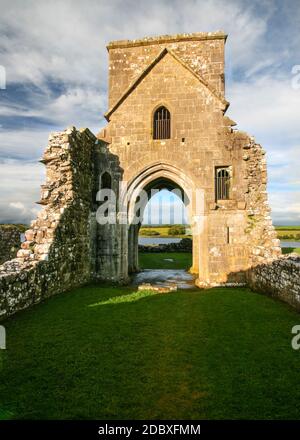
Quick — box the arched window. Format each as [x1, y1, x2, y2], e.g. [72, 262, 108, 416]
[98, 171, 112, 211]
[101, 172, 112, 190]
[153, 106, 171, 139]
[215, 167, 231, 200]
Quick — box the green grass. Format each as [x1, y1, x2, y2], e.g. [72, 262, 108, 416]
[1, 284, 300, 419]
[275, 226, 300, 230]
[139, 252, 192, 269]
[275, 226, 300, 241]
[282, 247, 300, 255]
[0, 223, 27, 232]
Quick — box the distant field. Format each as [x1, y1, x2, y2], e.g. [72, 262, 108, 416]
[275, 226, 300, 230]
[140, 225, 191, 238]
[140, 225, 300, 240]
[275, 226, 300, 241]
[0, 224, 27, 232]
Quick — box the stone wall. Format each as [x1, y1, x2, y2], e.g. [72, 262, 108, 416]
[247, 254, 300, 310]
[0, 128, 98, 320]
[0, 226, 21, 264]
[106, 32, 226, 109]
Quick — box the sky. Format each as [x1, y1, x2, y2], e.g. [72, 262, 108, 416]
[0, 0, 299, 225]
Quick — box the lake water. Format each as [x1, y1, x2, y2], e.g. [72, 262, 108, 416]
[139, 237, 181, 245]
[280, 241, 300, 248]
[131, 269, 195, 289]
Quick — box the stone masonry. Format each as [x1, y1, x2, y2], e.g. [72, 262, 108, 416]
[247, 254, 300, 310]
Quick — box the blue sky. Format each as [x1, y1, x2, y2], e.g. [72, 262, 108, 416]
[0, 0, 299, 225]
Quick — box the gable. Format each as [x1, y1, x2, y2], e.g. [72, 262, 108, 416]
[105, 48, 229, 120]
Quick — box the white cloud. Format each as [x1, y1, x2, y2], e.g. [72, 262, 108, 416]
[270, 191, 300, 225]
[227, 75, 300, 143]
[0, 160, 44, 223]
[0, 129, 50, 160]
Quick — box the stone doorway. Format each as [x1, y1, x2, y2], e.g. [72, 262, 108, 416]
[124, 164, 200, 277]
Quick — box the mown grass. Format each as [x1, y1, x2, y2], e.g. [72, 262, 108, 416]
[1, 284, 300, 420]
[139, 252, 192, 270]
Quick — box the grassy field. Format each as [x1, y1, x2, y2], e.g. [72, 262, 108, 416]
[275, 226, 300, 241]
[139, 252, 192, 270]
[1, 284, 300, 420]
[139, 225, 300, 240]
[140, 225, 191, 238]
[275, 226, 300, 230]
[0, 224, 27, 232]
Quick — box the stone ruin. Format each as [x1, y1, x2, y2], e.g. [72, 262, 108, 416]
[0, 31, 299, 320]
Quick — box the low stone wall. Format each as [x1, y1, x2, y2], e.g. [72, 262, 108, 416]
[0, 226, 21, 264]
[247, 254, 300, 310]
[139, 238, 192, 253]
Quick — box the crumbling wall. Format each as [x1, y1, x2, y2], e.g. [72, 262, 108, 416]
[0, 127, 96, 320]
[242, 136, 282, 264]
[247, 254, 300, 310]
[0, 225, 21, 264]
[91, 141, 127, 282]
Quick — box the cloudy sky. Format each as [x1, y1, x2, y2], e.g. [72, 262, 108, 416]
[0, 0, 299, 225]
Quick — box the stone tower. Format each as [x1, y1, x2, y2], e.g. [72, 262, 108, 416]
[98, 32, 281, 286]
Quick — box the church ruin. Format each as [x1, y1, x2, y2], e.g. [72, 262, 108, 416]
[97, 31, 281, 285]
[0, 32, 285, 319]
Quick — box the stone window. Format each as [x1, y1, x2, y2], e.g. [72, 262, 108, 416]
[99, 171, 112, 213]
[215, 167, 231, 200]
[153, 106, 171, 139]
[101, 172, 112, 190]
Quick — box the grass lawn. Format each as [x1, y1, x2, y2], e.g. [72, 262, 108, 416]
[1, 283, 300, 420]
[139, 252, 192, 270]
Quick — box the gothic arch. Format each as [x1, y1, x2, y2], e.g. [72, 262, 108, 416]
[121, 162, 206, 276]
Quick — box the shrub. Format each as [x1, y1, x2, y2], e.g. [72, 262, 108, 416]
[140, 229, 160, 236]
[168, 225, 186, 236]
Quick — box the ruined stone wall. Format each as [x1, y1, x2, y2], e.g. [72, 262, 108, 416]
[206, 128, 281, 284]
[247, 254, 300, 310]
[91, 142, 127, 282]
[243, 138, 282, 265]
[0, 225, 21, 264]
[0, 127, 97, 320]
